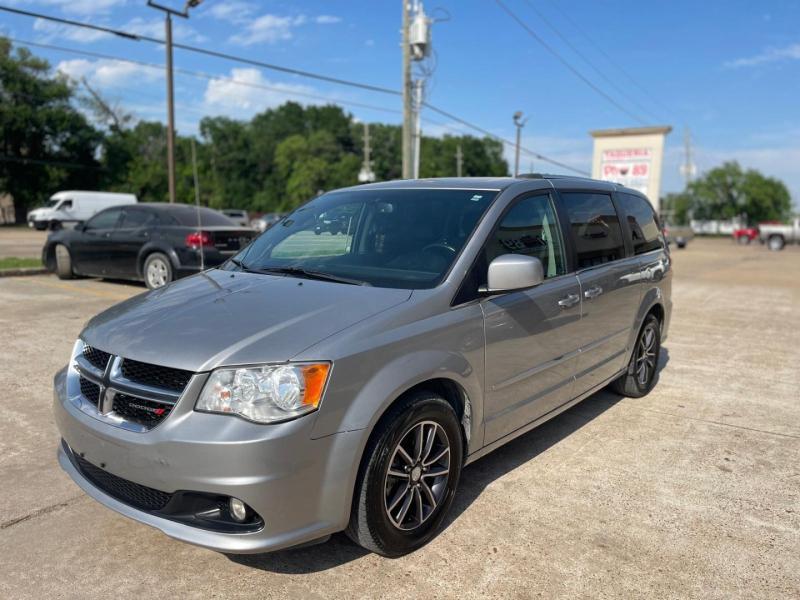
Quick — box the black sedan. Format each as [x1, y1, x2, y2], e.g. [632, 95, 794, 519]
[42, 203, 256, 289]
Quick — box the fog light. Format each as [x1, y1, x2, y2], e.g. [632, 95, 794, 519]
[229, 497, 248, 522]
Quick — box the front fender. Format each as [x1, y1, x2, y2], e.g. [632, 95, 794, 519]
[307, 303, 486, 455]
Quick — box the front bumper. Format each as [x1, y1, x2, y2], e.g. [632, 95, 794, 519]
[53, 367, 363, 553]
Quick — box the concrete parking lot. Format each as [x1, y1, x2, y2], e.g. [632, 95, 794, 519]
[0, 238, 798, 599]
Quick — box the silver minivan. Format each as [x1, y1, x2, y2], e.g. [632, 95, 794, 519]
[54, 176, 671, 557]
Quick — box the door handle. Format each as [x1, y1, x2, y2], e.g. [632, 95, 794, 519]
[584, 285, 603, 299]
[558, 293, 580, 309]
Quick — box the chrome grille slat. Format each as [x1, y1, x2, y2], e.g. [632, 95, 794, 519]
[72, 347, 194, 432]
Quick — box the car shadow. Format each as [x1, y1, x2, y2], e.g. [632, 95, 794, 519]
[226, 349, 670, 573]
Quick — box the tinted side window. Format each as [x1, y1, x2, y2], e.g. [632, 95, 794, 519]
[120, 209, 153, 228]
[485, 194, 566, 279]
[617, 193, 663, 255]
[85, 208, 122, 230]
[561, 192, 625, 269]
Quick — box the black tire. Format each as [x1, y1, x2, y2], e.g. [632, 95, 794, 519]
[54, 244, 74, 280]
[676, 239, 687, 249]
[767, 235, 785, 251]
[143, 252, 173, 289]
[34, 222, 47, 231]
[737, 235, 751, 245]
[346, 392, 463, 557]
[610, 314, 661, 398]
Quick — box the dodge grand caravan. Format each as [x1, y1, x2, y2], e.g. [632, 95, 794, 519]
[54, 176, 671, 557]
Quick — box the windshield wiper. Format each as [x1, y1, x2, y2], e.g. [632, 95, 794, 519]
[230, 259, 368, 286]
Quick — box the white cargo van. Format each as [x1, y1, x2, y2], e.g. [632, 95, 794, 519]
[27, 191, 137, 230]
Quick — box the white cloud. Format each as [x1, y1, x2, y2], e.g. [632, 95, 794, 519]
[203, 67, 315, 117]
[229, 14, 307, 46]
[56, 58, 162, 88]
[315, 15, 342, 25]
[206, 1, 255, 24]
[725, 43, 800, 68]
[33, 17, 111, 43]
[14, 0, 126, 16]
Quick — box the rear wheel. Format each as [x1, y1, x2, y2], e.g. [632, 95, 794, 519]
[143, 252, 173, 289]
[768, 235, 785, 251]
[610, 314, 661, 398]
[346, 392, 463, 557]
[54, 244, 74, 280]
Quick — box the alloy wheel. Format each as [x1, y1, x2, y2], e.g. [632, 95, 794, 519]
[146, 258, 168, 288]
[636, 324, 657, 387]
[383, 421, 450, 531]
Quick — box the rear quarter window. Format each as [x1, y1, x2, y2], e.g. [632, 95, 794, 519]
[560, 192, 625, 269]
[617, 192, 664, 254]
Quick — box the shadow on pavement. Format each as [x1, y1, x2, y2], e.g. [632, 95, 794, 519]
[227, 349, 670, 574]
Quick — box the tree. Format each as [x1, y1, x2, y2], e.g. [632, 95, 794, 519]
[687, 161, 791, 224]
[0, 38, 102, 222]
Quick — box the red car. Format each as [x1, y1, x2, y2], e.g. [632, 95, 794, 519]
[732, 227, 759, 244]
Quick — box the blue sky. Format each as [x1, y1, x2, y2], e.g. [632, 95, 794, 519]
[1, 0, 799, 203]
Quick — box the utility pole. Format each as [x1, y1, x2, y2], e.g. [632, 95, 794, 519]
[455, 144, 463, 177]
[358, 122, 375, 183]
[148, 0, 203, 203]
[513, 111, 527, 177]
[402, 0, 433, 179]
[681, 127, 696, 188]
[412, 79, 424, 178]
[401, 0, 413, 179]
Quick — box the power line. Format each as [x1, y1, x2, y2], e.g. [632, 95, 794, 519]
[494, 0, 647, 125]
[1, 5, 589, 175]
[5, 38, 404, 116]
[0, 5, 400, 97]
[520, 0, 662, 123]
[423, 103, 589, 175]
[544, 0, 675, 120]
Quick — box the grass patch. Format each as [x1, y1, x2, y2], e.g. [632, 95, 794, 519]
[0, 257, 43, 270]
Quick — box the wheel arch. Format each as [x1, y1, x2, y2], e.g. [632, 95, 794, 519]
[136, 244, 181, 279]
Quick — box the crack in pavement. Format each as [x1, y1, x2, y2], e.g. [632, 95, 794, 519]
[1, 494, 87, 530]
[632, 407, 800, 440]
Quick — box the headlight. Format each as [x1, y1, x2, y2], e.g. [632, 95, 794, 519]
[195, 363, 330, 424]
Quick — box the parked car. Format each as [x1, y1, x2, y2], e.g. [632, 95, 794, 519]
[662, 223, 693, 248]
[252, 212, 285, 232]
[220, 209, 250, 228]
[732, 227, 759, 244]
[53, 176, 671, 557]
[27, 191, 137, 230]
[758, 217, 800, 251]
[42, 203, 255, 289]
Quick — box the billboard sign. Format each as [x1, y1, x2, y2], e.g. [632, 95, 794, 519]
[600, 147, 652, 196]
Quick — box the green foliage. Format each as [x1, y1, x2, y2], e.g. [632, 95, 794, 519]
[660, 192, 692, 225]
[684, 161, 792, 224]
[0, 39, 102, 222]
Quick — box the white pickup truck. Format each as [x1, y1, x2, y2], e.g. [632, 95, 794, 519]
[759, 218, 800, 251]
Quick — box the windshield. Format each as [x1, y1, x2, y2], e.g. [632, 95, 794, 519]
[44, 198, 61, 208]
[228, 188, 496, 289]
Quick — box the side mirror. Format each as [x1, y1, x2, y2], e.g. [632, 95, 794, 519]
[483, 254, 544, 294]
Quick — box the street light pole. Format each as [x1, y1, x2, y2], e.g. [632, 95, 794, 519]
[148, 0, 202, 203]
[513, 111, 527, 177]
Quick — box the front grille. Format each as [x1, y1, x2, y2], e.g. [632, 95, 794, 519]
[120, 358, 192, 393]
[83, 345, 111, 371]
[80, 376, 101, 407]
[112, 393, 173, 428]
[74, 453, 172, 511]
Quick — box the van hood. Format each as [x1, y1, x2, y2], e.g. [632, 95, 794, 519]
[81, 269, 412, 372]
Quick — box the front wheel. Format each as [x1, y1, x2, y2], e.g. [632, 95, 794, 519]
[143, 252, 173, 289]
[610, 314, 661, 398]
[737, 235, 751, 245]
[54, 244, 74, 279]
[346, 392, 463, 557]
